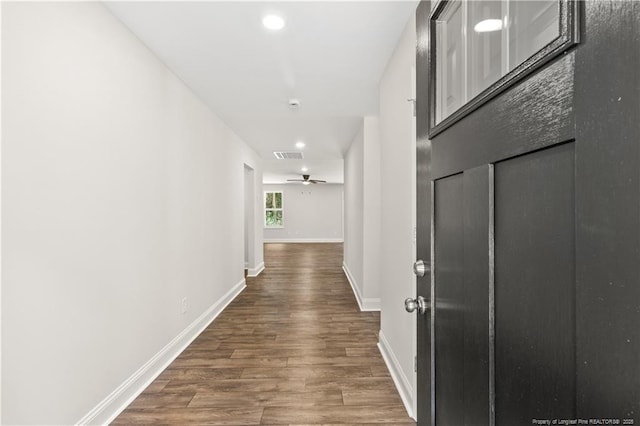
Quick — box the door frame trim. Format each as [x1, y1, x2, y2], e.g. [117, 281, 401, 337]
[429, 180, 436, 425]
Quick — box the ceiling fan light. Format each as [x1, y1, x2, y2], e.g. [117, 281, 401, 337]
[302, 181, 310, 185]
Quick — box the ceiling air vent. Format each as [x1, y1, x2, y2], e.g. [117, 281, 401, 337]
[273, 151, 304, 160]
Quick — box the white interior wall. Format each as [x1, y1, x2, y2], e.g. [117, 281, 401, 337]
[247, 165, 265, 277]
[263, 184, 343, 243]
[244, 165, 254, 267]
[377, 14, 418, 418]
[362, 117, 382, 310]
[343, 125, 365, 304]
[343, 119, 382, 311]
[1, 2, 262, 424]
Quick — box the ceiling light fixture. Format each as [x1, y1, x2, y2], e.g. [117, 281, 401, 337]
[302, 181, 310, 186]
[295, 141, 305, 149]
[262, 14, 285, 31]
[474, 19, 503, 33]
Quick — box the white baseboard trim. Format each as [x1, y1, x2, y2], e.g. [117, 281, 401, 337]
[264, 238, 344, 243]
[341, 262, 381, 312]
[378, 330, 416, 420]
[247, 262, 265, 277]
[76, 279, 247, 425]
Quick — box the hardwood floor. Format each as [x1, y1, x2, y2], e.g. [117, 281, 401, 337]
[113, 243, 415, 425]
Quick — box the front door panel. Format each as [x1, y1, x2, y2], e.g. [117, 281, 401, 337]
[432, 139, 579, 426]
[434, 173, 464, 426]
[495, 142, 576, 424]
[434, 166, 491, 426]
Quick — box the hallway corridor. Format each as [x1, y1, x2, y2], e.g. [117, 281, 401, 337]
[114, 243, 415, 425]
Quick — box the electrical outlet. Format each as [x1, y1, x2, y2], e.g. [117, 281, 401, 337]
[181, 297, 188, 314]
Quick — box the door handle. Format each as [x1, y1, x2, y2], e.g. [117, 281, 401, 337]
[413, 259, 429, 277]
[405, 296, 428, 314]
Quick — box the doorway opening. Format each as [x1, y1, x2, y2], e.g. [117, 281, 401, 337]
[243, 164, 255, 276]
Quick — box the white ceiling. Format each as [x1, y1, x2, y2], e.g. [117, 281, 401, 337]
[105, 1, 418, 184]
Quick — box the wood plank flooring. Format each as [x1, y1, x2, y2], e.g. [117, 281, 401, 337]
[113, 243, 415, 425]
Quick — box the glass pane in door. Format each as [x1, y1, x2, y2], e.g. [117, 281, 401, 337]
[432, 0, 564, 127]
[508, 0, 560, 71]
[436, 0, 465, 123]
[468, 1, 503, 99]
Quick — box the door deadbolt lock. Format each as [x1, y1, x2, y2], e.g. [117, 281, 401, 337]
[413, 259, 428, 277]
[405, 296, 428, 315]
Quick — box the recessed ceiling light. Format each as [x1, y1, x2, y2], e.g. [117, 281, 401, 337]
[295, 141, 305, 149]
[263, 14, 285, 31]
[301, 166, 308, 172]
[474, 19, 503, 33]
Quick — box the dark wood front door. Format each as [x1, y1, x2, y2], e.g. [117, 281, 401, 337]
[415, 1, 640, 425]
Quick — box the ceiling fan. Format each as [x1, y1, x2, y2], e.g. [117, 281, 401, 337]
[287, 174, 326, 185]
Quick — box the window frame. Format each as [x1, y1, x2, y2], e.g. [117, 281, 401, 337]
[428, 0, 580, 138]
[264, 191, 284, 228]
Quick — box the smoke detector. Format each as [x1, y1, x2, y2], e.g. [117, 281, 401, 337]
[288, 99, 300, 110]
